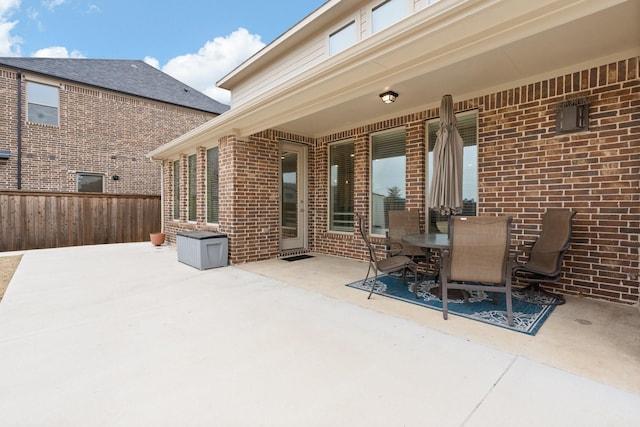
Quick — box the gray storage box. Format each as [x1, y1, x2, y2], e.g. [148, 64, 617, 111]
[176, 231, 228, 270]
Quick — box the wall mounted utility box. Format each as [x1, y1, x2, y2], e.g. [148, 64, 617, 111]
[556, 100, 589, 134]
[176, 231, 228, 270]
[0, 149, 10, 160]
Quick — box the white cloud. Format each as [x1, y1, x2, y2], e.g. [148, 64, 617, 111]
[160, 28, 265, 105]
[32, 45, 84, 58]
[42, 0, 66, 11]
[143, 56, 159, 69]
[86, 4, 100, 14]
[0, 0, 22, 56]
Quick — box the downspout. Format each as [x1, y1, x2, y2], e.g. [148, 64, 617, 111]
[16, 72, 22, 190]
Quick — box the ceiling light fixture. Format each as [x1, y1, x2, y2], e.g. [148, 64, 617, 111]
[379, 90, 398, 104]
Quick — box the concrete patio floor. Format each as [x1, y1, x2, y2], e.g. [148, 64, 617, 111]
[0, 242, 638, 426]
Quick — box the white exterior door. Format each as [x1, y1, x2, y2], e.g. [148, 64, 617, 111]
[280, 142, 307, 251]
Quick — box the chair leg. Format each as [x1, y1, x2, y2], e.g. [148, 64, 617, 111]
[367, 268, 379, 300]
[505, 289, 514, 327]
[409, 265, 418, 298]
[513, 283, 566, 305]
[442, 284, 449, 320]
[363, 262, 374, 299]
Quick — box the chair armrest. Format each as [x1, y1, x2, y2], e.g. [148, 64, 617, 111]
[514, 240, 535, 262]
[387, 242, 403, 257]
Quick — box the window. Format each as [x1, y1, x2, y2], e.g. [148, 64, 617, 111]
[27, 82, 59, 125]
[370, 128, 406, 235]
[173, 160, 180, 220]
[426, 111, 478, 233]
[329, 141, 354, 232]
[329, 20, 356, 55]
[188, 154, 197, 222]
[372, 0, 406, 33]
[206, 147, 219, 223]
[77, 173, 103, 193]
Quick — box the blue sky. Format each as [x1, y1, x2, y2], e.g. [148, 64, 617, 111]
[0, 0, 326, 104]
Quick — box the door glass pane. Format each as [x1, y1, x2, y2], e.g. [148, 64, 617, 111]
[281, 151, 298, 238]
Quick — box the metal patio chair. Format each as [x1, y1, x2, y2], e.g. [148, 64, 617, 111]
[441, 215, 515, 326]
[512, 208, 577, 305]
[386, 210, 425, 260]
[356, 213, 418, 299]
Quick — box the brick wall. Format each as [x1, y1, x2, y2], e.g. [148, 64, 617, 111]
[0, 68, 216, 194]
[313, 56, 639, 304]
[165, 130, 313, 264]
[160, 56, 638, 304]
[473, 57, 639, 304]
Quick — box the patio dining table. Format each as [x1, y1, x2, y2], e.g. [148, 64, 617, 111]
[401, 232, 454, 299]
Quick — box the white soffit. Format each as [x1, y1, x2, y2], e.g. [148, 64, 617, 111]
[151, 0, 639, 158]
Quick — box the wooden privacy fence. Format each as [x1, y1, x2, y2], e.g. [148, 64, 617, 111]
[0, 191, 161, 252]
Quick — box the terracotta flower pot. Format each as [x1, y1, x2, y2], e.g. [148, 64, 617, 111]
[150, 232, 166, 246]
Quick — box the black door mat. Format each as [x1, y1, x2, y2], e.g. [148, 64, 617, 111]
[281, 254, 314, 262]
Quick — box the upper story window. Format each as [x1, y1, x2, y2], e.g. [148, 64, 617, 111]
[329, 20, 356, 56]
[372, 0, 406, 33]
[27, 81, 59, 126]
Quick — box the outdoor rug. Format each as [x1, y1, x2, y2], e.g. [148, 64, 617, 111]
[346, 274, 557, 335]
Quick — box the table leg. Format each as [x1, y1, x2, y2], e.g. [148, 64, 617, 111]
[426, 248, 465, 301]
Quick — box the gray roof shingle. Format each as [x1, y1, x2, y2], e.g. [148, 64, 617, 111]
[0, 57, 229, 115]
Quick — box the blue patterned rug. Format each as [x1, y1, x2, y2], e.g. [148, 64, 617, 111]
[346, 274, 557, 335]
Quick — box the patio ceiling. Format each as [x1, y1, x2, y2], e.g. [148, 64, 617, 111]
[149, 0, 639, 159]
[270, 0, 639, 137]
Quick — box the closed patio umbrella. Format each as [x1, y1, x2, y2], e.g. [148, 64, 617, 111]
[428, 94, 464, 215]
